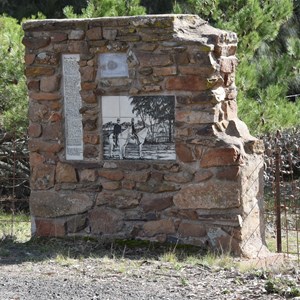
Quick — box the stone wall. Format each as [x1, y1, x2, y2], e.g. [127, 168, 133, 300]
[23, 14, 268, 258]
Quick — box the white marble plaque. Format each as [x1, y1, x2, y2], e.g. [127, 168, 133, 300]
[98, 53, 128, 78]
[62, 54, 83, 160]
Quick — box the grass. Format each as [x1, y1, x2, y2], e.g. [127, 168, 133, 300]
[0, 210, 31, 242]
[0, 210, 298, 273]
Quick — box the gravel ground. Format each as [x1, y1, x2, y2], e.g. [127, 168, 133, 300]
[0, 238, 299, 300]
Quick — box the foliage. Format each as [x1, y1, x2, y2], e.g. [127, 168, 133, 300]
[265, 277, 300, 297]
[0, 16, 28, 135]
[63, 0, 146, 18]
[174, 0, 299, 134]
[140, 0, 173, 14]
[0, 0, 87, 20]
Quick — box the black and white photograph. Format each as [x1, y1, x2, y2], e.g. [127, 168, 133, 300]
[102, 95, 175, 160]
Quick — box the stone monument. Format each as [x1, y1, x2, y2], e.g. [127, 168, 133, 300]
[23, 14, 268, 257]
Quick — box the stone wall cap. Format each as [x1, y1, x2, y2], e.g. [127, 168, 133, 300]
[22, 14, 204, 31]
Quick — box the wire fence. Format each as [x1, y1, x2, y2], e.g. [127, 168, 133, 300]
[264, 129, 300, 262]
[0, 131, 30, 241]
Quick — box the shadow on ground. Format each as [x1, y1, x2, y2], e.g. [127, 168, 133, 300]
[0, 237, 208, 265]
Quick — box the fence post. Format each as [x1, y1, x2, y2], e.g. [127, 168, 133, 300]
[275, 132, 282, 253]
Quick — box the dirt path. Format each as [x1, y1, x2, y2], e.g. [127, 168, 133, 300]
[0, 238, 298, 300]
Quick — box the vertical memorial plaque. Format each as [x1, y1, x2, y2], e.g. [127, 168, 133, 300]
[62, 54, 83, 160]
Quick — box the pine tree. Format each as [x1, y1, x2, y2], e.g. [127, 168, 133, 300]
[63, 0, 146, 18]
[175, 0, 300, 134]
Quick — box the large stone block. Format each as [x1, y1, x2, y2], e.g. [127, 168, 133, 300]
[176, 143, 194, 162]
[25, 67, 55, 77]
[89, 207, 123, 234]
[40, 74, 60, 92]
[56, 162, 77, 183]
[178, 222, 206, 238]
[166, 76, 208, 91]
[200, 147, 241, 168]
[142, 219, 175, 236]
[173, 181, 241, 209]
[96, 190, 141, 209]
[22, 36, 50, 49]
[35, 218, 66, 237]
[31, 164, 55, 190]
[30, 191, 94, 217]
[136, 52, 172, 67]
[140, 195, 173, 212]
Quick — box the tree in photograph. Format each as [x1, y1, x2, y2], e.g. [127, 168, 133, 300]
[130, 96, 175, 142]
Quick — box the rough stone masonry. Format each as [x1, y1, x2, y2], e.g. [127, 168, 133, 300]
[23, 14, 268, 258]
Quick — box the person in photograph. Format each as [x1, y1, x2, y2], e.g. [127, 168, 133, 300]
[113, 118, 122, 147]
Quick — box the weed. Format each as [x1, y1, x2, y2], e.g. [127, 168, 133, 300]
[54, 254, 77, 267]
[160, 251, 178, 263]
[180, 277, 188, 286]
[265, 277, 300, 297]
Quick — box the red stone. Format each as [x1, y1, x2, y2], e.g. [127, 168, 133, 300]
[178, 222, 206, 238]
[152, 67, 177, 76]
[25, 66, 55, 77]
[124, 171, 150, 182]
[30, 91, 61, 101]
[140, 196, 173, 212]
[194, 170, 213, 182]
[86, 27, 103, 40]
[22, 36, 50, 49]
[83, 145, 99, 158]
[28, 123, 42, 138]
[80, 90, 96, 103]
[28, 139, 63, 154]
[25, 54, 36, 65]
[50, 32, 68, 43]
[220, 56, 238, 73]
[216, 166, 240, 181]
[176, 143, 194, 162]
[101, 181, 121, 190]
[166, 76, 208, 91]
[80, 65, 95, 82]
[136, 52, 172, 67]
[200, 147, 241, 168]
[56, 162, 77, 183]
[83, 133, 99, 145]
[35, 218, 66, 237]
[164, 171, 193, 183]
[48, 112, 62, 122]
[223, 100, 237, 119]
[178, 66, 215, 76]
[142, 220, 175, 236]
[89, 207, 123, 234]
[40, 74, 60, 92]
[98, 169, 124, 181]
[31, 164, 55, 190]
[27, 80, 40, 91]
[175, 52, 189, 64]
[81, 82, 97, 90]
[122, 180, 135, 190]
[29, 152, 45, 166]
[79, 169, 97, 182]
[68, 41, 85, 53]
